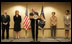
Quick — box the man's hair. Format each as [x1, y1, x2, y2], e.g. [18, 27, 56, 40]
[66, 10, 69, 13]
[15, 10, 19, 14]
[52, 12, 55, 14]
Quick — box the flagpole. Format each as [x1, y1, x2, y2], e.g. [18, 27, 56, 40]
[25, 4, 28, 39]
[42, 28, 44, 39]
[25, 29, 27, 38]
[42, 2, 44, 39]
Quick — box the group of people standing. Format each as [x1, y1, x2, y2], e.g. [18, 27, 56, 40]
[50, 10, 71, 39]
[1, 9, 71, 41]
[1, 10, 22, 39]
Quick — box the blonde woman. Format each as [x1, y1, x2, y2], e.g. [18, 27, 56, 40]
[13, 10, 22, 39]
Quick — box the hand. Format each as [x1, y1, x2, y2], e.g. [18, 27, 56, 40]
[54, 24, 56, 26]
[3, 23, 5, 25]
[5, 22, 8, 25]
[30, 16, 33, 19]
[65, 24, 69, 26]
[67, 24, 70, 26]
[3, 23, 8, 25]
[53, 23, 56, 26]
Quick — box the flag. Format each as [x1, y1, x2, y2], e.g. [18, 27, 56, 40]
[23, 6, 30, 30]
[39, 6, 45, 29]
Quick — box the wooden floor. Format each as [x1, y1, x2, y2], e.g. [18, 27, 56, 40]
[1, 38, 71, 42]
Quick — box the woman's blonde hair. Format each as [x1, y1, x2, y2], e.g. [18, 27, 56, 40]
[15, 10, 19, 14]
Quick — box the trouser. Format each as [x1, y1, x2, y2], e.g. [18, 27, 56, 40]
[2, 24, 9, 39]
[51, 26, 56, 38]
[31, 21, 38, 41]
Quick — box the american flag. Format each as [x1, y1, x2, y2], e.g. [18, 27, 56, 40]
[23, 6, 30, 30]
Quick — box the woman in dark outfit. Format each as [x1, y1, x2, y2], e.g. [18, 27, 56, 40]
[13, 10, 22, 39]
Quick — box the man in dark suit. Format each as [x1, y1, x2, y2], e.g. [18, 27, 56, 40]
[29, 8, 40, 41]
[1, 10, 10, 39]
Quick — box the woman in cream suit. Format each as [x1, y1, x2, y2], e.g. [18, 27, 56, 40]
[64, 10, 71, 39]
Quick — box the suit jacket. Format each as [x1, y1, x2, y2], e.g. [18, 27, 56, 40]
[29, 12, 40, 26]
[64, 15, 71, 24]
[13, 15, 21, 24]
[13, 15, 21, 29]
[1, 15, 10, 26]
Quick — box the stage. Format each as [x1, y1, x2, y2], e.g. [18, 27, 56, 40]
[1, 38, 71, 42]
